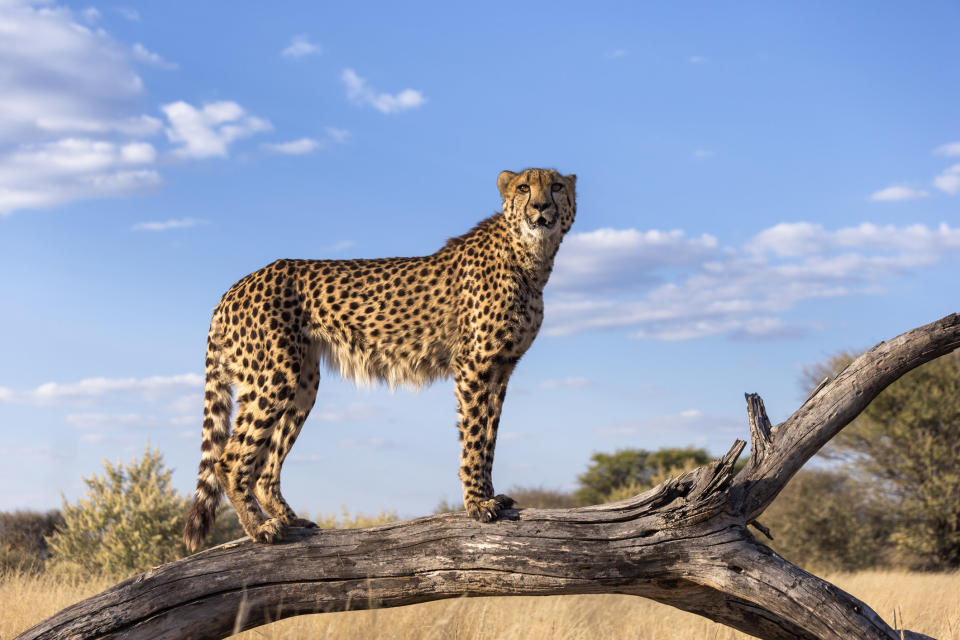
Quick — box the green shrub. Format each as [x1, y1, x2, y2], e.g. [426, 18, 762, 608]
[46, 445, 189, 576]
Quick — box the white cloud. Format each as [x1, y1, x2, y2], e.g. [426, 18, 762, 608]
[117, 7, 140, 21]
[263, 127, 349, 155]
[131, 43, 178, 70]
[263, 137, 320, 155]
[869, 185, 930, 201]
[0, 138, 161, 214]
[325, 127, 350, 143]
[0, 0, 146, 146]
[934, 141, 960, 156]
[341, 68, 426, 114]
[689, 56, 707, 64]
[606, 49, 627, 59]
[65, 413, 153, 430]
[750, 221, 960, 256]
[596, 411, 744, 449]
[0, 373, 203, 405]
[544, 222, 960, 340]
[162, 101, 272, 158]
[692, 149, 714, 159]
[81, 7, 100, 23]
[282, 34, 321, 58]
[314, 402, 379, 423]
[933, 163, 960, 195]
[131, 217, 207, 231]
[550, 228, 718, 293]
[539, 377, 589, 390]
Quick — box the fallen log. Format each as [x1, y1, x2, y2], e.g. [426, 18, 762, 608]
[17, 313, 959, 640]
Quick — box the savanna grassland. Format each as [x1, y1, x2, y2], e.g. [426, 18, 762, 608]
[3, 569, 958, 640]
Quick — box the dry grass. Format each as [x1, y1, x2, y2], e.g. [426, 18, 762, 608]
[3, 570, 958, 639]
[0, 570, 115, 640]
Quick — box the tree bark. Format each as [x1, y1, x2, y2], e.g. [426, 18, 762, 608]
[17, 313, 959, 640]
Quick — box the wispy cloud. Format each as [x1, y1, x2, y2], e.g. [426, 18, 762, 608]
[162, 101, 272, 158]
[689, 56, 707, 64]
[934, 141, 960, 157]
[933, 164, 960, 195]
[606, 49, 627, 59]
[692, 148, 714, 159]
[282, 34, 321, 58]
[131, 43, 178, 70]
[549, 228, 718, 293]
[341, 68, 426, 114]
[325, 127, 350, 143]
[869, 185, 930, 201]
[314, 402, 380, 423]
[545, 222, 960, 340]
[596, 410, 744, 448]
[132, 217, 207, 231]
[871, 141, 960, 201]
[539, 377, 589, 390]
[0, 138, 161, 215]
[263, 127, 350, 155]
[0, 373, 203, 405]
[117, 7, 140, 21]
[263, 138, 321, 155]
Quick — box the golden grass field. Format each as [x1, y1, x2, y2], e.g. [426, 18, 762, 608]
[3, 570, 958, 639]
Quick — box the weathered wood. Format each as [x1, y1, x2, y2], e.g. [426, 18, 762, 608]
[17, 313, 958, 640]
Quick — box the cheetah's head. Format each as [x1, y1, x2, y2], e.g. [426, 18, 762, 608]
[498, 168, 577, 244]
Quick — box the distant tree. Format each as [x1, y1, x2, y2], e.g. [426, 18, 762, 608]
[47, 445, 189, 576]
[803, 350, 960, 568]
[761, 469, 892, 571]
[0, 509, 63, 572]
[506, 486, 577, 509]
[575, 446, 712, 505]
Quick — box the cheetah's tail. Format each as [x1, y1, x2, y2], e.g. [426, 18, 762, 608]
[184, 318, 233, 552]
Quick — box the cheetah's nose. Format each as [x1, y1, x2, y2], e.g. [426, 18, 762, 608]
[531, 201, 551, 212]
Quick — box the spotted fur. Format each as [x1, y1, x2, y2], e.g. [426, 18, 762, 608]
[183, 168, 577, 550]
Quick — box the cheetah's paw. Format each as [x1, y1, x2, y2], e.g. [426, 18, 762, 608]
[466, 494, 516, 523]
[286, 516, 318, 529]
[253, 518, 288, 544]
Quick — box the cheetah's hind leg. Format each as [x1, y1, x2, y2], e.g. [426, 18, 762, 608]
[254, 342, 321, 530]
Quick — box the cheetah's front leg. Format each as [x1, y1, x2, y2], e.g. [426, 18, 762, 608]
[454, 363, 515, 522]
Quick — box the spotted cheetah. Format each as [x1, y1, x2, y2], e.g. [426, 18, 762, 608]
[183, 168, 577, 550]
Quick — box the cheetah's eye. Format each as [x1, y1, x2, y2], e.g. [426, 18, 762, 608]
[517, 184, 530, 193]
[551, 183, 563, 192]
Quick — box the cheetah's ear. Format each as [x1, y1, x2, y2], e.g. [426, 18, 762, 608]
[497, 170, 518, 197]
[566, 173, 577, 186]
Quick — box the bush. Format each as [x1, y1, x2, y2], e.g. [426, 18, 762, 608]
[506, 486, 577, 509]
[760, 469, 893, 572]
[46, 445, 189, 576]
[0, 510, 63, 572]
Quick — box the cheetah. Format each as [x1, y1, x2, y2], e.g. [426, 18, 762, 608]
[183, 168, 577, 550]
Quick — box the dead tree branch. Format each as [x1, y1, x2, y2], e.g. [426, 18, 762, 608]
[17, 313, 959, 640]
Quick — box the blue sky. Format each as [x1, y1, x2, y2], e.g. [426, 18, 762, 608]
[0, 1, 958, 517]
